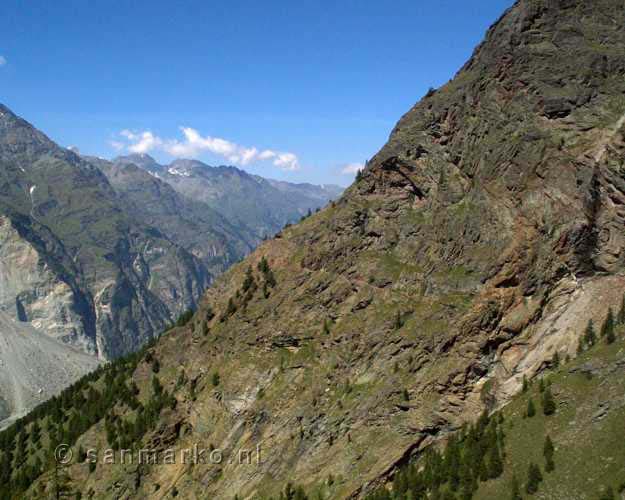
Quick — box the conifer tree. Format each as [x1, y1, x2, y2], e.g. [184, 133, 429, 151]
[584, 319, 597, 346]
[606, 325, 616, 345]
[601, 308, 615, 339]
[486, 442, 503, 479]
[551, 351, 560, 368]
[539, 378, 545, 393]
[543, 435, 555, 472]
[522, 375, 528, 393]
[526, 398, 536, 418]
[526, 462, 542, 494]
[542, 386, 556, 416]
[258, 256, 269, 274]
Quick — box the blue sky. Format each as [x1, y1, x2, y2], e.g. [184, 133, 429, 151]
[1, 0, 512, 186]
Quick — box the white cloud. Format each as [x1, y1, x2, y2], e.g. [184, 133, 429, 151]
[0, 56, 6, 67]
[131, 132, 163, 154]
[341, 163, 364, 175]
[113, 127, 301, 171]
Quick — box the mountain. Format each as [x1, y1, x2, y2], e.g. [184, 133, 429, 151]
[3, 0, 625, 498]
[0, 105, 254, 425]
[87, 156, 256, 274]
[114, 154, 344, 238]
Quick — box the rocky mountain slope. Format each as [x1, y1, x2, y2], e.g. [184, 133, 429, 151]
[2, 0, 625, 498]
[114, 154, 344, 239]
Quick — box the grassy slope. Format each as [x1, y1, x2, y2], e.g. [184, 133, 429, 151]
[476, 327, 625, 500]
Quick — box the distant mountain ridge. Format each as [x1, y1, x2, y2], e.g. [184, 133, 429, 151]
[114, 154, 344, 238]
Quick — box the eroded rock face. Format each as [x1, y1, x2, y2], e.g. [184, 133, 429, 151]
[0, 216, 93, 352]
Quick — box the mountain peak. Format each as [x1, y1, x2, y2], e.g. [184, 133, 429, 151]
[114, 153, 163, 173]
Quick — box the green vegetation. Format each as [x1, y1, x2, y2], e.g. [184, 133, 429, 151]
[175, 308, 195, 327]
[361, 410, 506, 500]
[0, 339, 159, 499]
[543, 435, 555, 472]
[345, 308, 624, 500]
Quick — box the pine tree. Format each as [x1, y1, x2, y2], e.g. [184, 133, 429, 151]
[526, 462, 542, 494]
[51, 459, 72, 500]
[522, 375, 529, 393]
[606, 325, 616, 344]
[601, 308, 615, 339]
[543, 435, 555, 472]
[486, 442, 503, 479]
[258, 256, 269, 274]
[542, 386, 556, 416]
[242, 266, 255, 292]
[526, 398, 536, 418]
[539, 378, 545, 393]
[551, 351, 560, 368]
[584, 319, 597, 346]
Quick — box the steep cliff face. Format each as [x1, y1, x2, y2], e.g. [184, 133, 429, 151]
[0, 215, 88, 349]
[4, 0, 625, 498]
